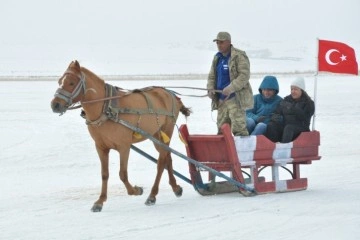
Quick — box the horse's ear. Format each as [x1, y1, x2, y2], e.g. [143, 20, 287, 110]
[69, 60, 81, 70]
[73, 60, 80, 70]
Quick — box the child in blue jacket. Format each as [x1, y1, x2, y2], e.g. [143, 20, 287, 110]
[246, 75, 282, 135]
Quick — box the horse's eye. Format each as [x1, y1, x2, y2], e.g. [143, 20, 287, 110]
[69, 82, 75, 86]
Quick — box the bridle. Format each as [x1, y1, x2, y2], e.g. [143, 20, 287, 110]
[54, 70, 86, 107]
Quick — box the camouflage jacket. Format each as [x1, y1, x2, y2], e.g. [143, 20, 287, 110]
[207, 46, 253, 110]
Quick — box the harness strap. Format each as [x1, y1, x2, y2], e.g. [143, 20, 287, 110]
[106, 87, 176, 118]
[103, 83, 118, 112]
[85, 83, 117, 126]
[140, 91, 154, 114]
[85, 84, 177, 126]
[107, 106, 175, 117]
[86, 114, 108, 126]
[166, 89, 177, 120]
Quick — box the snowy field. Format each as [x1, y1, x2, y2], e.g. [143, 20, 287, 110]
[1, 75, 360, 240]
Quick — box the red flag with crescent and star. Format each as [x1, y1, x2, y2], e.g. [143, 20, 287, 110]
[318, 39, 358, 75]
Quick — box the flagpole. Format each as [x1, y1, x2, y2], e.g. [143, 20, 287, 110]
[312, 38, 319, 131]
[313, 73, 318, 131]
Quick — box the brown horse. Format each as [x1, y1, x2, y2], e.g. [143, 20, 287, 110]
[51, 60, 191, 212]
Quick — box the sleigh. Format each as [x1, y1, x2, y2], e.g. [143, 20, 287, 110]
[179, 123, 321, 195]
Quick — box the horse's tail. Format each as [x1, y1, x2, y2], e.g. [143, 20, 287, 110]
[166, 88, 191, 118]
[179, 100, 192, 118]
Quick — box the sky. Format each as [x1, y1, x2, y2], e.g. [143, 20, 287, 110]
[0, 0, 359, 75]
[1, 0, 360, 44]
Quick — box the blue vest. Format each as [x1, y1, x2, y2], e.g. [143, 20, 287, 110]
[216, 52, 235, 100]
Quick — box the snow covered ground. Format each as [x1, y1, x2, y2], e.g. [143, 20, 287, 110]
[1, 74, 359, 240]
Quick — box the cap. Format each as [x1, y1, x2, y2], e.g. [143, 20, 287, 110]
[291, 77, 305, 90]
[213, 32, 231, 42]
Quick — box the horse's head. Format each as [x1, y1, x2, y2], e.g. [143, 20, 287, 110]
[51, 60, 86, 115]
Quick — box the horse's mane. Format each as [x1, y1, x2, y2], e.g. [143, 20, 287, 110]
[80, 67, 105, 84]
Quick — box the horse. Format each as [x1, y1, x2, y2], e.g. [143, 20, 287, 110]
[51, 60, 191, 212]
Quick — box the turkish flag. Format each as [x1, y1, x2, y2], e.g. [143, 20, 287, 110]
[318, 39, 358, 75]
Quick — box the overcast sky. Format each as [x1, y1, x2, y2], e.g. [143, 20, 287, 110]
[1, 0, 359, 45]
[1, 0, 359, 75]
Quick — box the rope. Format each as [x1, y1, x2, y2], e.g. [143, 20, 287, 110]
[159, 86, 222, 98]
[158, 86, 222, 93]
[67, 104, 82, 110]
[67, 85, 223, 110]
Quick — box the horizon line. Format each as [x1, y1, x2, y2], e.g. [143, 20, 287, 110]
[0, 70, 324, 81]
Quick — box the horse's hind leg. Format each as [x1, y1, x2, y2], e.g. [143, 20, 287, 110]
[118, 146, 143, 196]
[145, 150, 167, 205]
[166, 154, 183, 197]
[145, 147, 182, 206]
[91, 146, 110, 212]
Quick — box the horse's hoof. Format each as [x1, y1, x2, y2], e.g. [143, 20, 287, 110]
[91, 203, 103, 212]
[135, 186, 143, 195]
[174, 186, 183, 197]
[145, 196, 156, 206]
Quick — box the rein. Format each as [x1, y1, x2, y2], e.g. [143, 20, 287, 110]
[67, 93, 129, 110]
[57, 70, 227, 112]
[160, 86, 229, 108]
[160, 86, 222, 92]
[67, 86, 222, 110]
[157, 86, 222, 97]
[67, 87, 131, 110]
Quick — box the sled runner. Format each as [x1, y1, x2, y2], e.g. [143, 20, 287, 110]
[179, 123, 321, 195]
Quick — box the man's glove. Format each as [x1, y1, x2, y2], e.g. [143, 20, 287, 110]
[257, 116, 266, 123]
[208, 90, 215, 99]
[271, 113, 282, 122]
[222, 85, 234, 96]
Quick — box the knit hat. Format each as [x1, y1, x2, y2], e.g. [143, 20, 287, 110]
[291, 77, 305, 90]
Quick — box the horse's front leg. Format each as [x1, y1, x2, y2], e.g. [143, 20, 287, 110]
[119, 146, 143, 196]
[91, 146, 110, 212]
